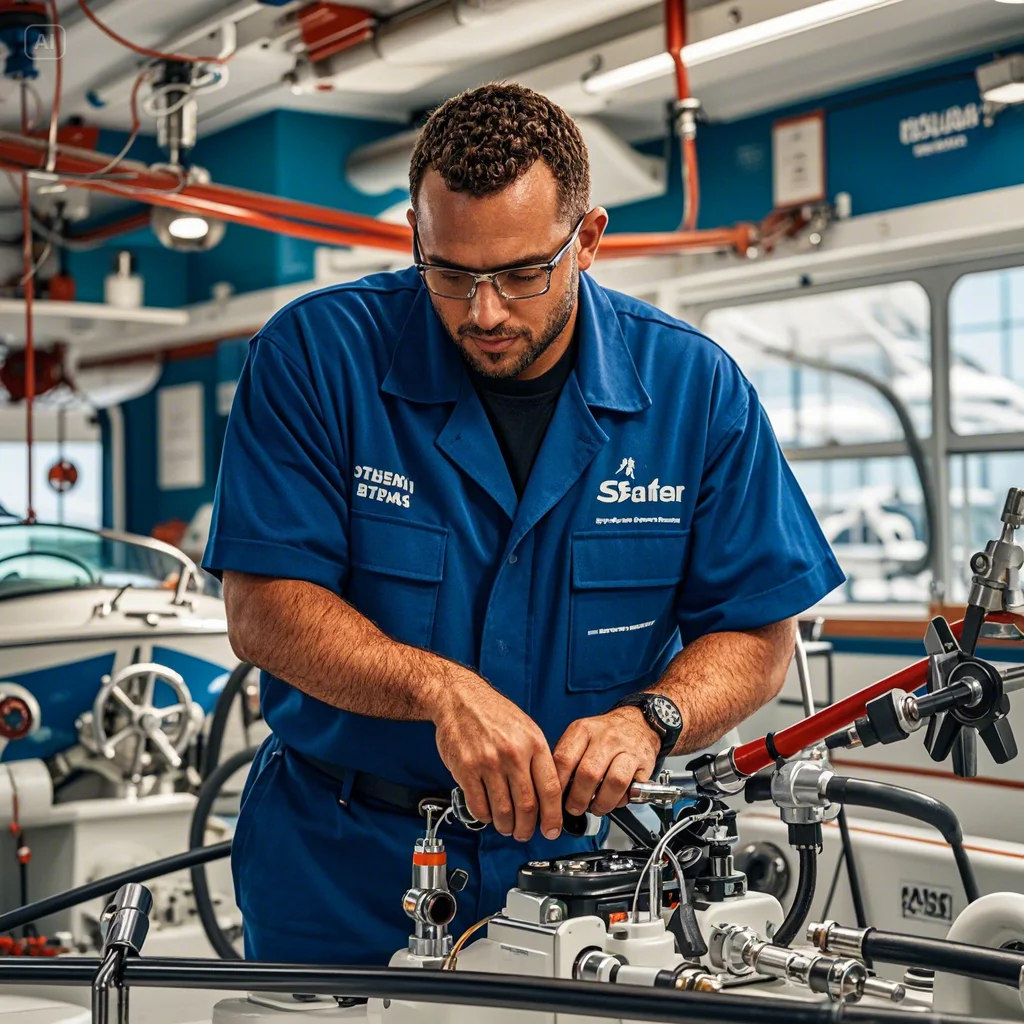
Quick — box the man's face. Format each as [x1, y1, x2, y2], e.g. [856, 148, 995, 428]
[411, 163, 601, 380]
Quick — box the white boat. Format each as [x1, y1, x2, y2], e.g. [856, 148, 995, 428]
[0, 521, 234, 767]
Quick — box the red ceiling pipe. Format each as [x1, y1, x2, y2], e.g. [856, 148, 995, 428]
[0, 131, 770, 260]
[732, 612, 1024, 777]
[665, 0, 700, 232]
[0, 131, 411, 244]
[18, 88, 35, 523]
[66, 210, 153, 244]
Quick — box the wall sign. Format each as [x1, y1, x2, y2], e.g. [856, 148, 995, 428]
[898, 102, 983, 159]
[772, 110, 826, 209]
[158, 382, 205, 491]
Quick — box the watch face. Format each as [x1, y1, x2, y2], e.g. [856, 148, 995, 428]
[651, 695, 682, 729]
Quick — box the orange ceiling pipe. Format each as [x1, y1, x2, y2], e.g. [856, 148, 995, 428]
[0, 130, 776, 260]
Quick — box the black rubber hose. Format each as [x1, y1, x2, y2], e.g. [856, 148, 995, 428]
[863, 929, 1024, 988]
[743, 771, 774, 803]
[0, 842, 231, 936]
[112, 959, 995, 1024]
[773, 847, 817, 947]
[203, 661, 256, 779]
[189, 745, 259, 960]
[0, 955, 1004, 1024]
[825, 776, 980, 903]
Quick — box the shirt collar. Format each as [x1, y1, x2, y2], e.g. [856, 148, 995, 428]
[381, 270, 651, 414]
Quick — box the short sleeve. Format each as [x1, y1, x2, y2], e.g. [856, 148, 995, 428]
[202, 332, 349, 593]
[675, 375, 844, 643]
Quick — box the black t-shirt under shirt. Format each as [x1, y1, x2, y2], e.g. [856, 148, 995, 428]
[470, 335, 578, 498]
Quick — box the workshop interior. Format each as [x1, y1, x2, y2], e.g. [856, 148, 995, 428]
[1, 0, 1024, 1022]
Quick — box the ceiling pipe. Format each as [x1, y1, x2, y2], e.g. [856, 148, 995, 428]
[665, 0, 701, 232]
[0, 130, 805, 260]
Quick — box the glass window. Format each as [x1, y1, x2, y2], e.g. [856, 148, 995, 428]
[0, 523, 196, 601]
[704, 282, 931, 448]
[948, 452, 1024, 603]
[789, 456, 930, 604]
[950, 267, 1024, 435]
[0, 440, 103, 528]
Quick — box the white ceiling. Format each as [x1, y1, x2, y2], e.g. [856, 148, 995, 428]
[8, 0, 1021, 144]
[0, 0, 1016, 213]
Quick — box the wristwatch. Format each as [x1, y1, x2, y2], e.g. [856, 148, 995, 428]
[610, 692, 683, 759]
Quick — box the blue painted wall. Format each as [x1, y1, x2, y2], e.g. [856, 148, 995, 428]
[610, 45, 1024, 233]
[101, 42, 1024, 535]
[119, 340, 248, 536]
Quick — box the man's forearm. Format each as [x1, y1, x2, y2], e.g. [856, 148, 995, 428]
[223, 571, 473, 721]
[655, 619, 797, 754]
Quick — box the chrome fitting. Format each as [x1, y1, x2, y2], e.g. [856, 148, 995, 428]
[807, 921, 867, 960]
[671, 966, 724, 993]
[575, 949, 625, 983]
[864, 976, 908, 1003]
[402, 887, 456, 928]
[693, 748, 747, 796]
[100, 884, 153, 955]
[771, 758, 834, 826]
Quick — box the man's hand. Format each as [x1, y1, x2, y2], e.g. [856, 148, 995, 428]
[553, 708, 661, 818]
[432, 675, 564, 843]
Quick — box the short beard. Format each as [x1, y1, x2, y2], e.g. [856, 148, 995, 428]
[449, 254, 578, 380]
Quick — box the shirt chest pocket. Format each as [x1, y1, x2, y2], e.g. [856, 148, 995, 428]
[346, 510, 448, 650]
[568, 530, 690, 693]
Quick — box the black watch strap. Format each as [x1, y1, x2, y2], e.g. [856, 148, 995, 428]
[610, 692, 683, 759]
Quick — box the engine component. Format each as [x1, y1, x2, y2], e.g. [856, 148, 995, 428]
[573, 948, 722, 992]
[734, 841, 790, 901]
[94, 883, 154, 1024]
[709, 922, 905, 1003]
[402, 803, 461, 962]
[0, 683, 40, 750]
[517, 852, 679, 927]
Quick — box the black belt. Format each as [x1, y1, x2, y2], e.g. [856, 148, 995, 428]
[291, 750, 450, 815]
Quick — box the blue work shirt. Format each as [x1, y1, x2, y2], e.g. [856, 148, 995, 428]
[204, 267, 843, 787]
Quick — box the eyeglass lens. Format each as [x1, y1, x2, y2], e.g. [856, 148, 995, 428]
[421, 266, 551, 300]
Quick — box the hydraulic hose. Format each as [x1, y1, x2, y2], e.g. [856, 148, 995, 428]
[863, 929, 1024, 988]
[189, 745, 259, 960]
[0, 956, 987, 1024]
[203, 661, 256, 779]
[773, 847, 817, 947]
[0, 841, 230, 936]
[824, 777, 980, 904]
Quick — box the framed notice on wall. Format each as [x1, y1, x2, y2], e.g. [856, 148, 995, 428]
[158, 382, 205, 490]
[772, 110, 826, 209]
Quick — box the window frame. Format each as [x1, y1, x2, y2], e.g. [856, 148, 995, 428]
[686, 251, 1024, 607]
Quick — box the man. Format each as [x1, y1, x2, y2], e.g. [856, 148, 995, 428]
[204, 82, 843, 964]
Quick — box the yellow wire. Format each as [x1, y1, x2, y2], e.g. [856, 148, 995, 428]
[442, 914, 496, 970]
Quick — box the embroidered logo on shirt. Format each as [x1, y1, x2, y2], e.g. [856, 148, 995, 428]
[354, 464, 415, 508]
[597, 463, 685, 504]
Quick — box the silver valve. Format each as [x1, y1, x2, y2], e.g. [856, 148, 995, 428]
[968, 487, 1024, 614]
[99, 883, 153, 956]
[404, 804, 461, 960]
[710, 923, 904, 1004]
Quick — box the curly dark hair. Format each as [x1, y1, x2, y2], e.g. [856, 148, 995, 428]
[409, 82, 590, 225]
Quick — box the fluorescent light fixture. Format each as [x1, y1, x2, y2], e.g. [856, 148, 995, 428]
[168, 215, 211, 241]
[993, 1, 1024, 5]
[976, 54, 1024, 105]
[583, 0, 906, 95]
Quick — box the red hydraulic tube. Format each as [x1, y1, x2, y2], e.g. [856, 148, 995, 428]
[732, 613, 1024, 777]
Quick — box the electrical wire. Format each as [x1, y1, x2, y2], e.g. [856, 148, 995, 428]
[819, 846, 845, 919]
[443, 915, 495, 970]
[631, 807, 721, 920]
[76, 0, 235, 64]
